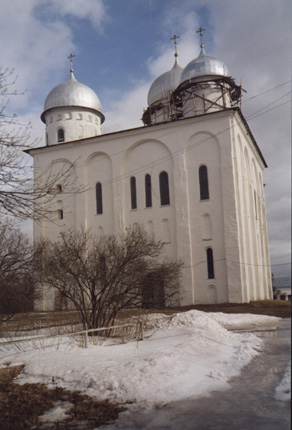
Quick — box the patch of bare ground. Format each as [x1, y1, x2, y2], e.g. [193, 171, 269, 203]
[0, 366, 125, 430]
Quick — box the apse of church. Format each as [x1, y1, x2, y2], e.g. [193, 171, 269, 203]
[27, 29, 272, 311]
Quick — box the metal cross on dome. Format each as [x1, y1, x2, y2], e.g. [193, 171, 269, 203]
[68, 53, 75, 73]
[196, 27, 206, 48]
[171, 34, 180, 58]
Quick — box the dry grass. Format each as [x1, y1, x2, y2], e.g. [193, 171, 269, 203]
[0, 366, 125, 430]
[119, 300, 291, 319]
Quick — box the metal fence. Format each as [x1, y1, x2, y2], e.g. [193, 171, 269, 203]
[0, 320, 145, 351]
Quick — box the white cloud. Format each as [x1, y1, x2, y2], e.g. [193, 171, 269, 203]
[103, 80, 149, 133]
[48, 0, 109, 31]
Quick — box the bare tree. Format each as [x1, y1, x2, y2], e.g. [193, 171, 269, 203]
[0, 67, 76, 220]
[34, 224, 182, 331]
[0, 223, 34, 324]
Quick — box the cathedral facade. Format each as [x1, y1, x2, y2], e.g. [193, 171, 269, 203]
[28, 37, 272, 310]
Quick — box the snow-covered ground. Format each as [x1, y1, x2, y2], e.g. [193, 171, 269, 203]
[0, 310, 287, 427]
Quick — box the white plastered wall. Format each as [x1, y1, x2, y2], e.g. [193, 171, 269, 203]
[32, 110, 272, 309]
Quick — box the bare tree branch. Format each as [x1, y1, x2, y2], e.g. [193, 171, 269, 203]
[0, 66, 78, 221]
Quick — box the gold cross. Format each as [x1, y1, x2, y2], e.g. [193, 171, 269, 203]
[171, 34, 180, 58]
[196, 27, 206, 48]
[68, 53, 75, 72]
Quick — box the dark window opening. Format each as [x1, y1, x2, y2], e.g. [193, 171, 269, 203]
[96, 182, 103, 214]
[159, 171, 170, 206]
[142, 271, 165, 309]
[130, 176, 137, 209]
[57, 184, 62, 193]
[58, 128, 65, 143]
[58, 209, 63, 220]
[145, 174, 152, 208]
[199, 165, 209, 200]
[207, 248, 214, 279]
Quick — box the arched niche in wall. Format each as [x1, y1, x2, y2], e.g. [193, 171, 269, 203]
[208, 285, 217, 304]
[161, 218, 171, 243]
[201, 213, 212, 240]
[98, 226, 104, 238]
[147, 220, 154, 236]
[78, 125, 84, 138]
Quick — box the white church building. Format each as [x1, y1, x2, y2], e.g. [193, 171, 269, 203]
[28, 32, 272, 310]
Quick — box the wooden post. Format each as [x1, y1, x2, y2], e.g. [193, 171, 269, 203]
[140, 320, 144, 341]
[84, 323, 88, 348]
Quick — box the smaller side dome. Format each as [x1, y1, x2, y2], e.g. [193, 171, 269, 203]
[41, 72, 104, 123]
[148, 59, 183, 106]
[180, 48, 229, 84]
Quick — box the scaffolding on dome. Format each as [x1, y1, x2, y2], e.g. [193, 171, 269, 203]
[142, 76, 243, 126]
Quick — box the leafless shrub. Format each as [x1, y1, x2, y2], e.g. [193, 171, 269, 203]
[34, 224, 183, 332]
[0, 223, 35, 325]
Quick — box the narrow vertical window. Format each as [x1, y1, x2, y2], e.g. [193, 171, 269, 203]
[207, 248, 214, 279]
[254, 190, 257, 219]
[96, 182, 103, 214]
[199, 165, 209, 200]
[145, 174, 152, 208]
[57, 209, 63, 220]
[130, 176, 137, 209]
[58, 128, 65, 143]
[159, 171, 170, 206]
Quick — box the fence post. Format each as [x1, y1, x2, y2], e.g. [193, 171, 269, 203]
[84, 323, 88, 349]
[140, 320, 144, 341]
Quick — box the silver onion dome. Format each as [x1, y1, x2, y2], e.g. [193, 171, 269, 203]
[180, 47, 229, 84]
[148, 58, 183, 106]
[41, 72, 104, 123]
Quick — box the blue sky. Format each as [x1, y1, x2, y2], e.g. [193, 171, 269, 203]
[0, 0, 291, 276]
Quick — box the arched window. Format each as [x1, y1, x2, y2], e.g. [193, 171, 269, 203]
[145, 174, 152, 208]
[130, 176, 137, 209]
[58, 128, 65, 143]
[159, 171, 170, 206]
[96, 182, 103, 214]
[199, 165, 209, 200]
[206, 248, 214, 279]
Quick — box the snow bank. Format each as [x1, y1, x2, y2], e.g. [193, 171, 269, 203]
[1, 310, 274, 412]
[207, 312, 281, 330]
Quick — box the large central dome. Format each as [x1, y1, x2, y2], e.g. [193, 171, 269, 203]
[180, 47, 229, 84]
[41, 72, 104, 123]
